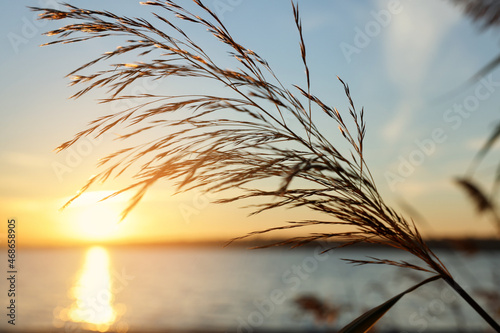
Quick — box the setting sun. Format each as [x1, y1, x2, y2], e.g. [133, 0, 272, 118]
[76, 205, 121, 240]
[63, 191, 127, 242]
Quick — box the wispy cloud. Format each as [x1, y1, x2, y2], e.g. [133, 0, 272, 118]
[382, 101, 414, 141]
[394, 178, 449, 198]
[3, 151, 50, 169]
[465, 136, 500, 151]
[383, 0, 461, 89]
[380, 0, 462, 140]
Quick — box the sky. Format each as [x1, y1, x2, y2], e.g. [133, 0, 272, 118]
[1, 0, 499, 247]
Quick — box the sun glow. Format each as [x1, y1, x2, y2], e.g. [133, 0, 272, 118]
[75, 205, 121, 240]
[64, 191, 126, 242]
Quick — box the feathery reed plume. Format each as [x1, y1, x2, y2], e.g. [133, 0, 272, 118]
[455, 177, 500, 233]
[293, 294, 339, 324]
[452, 0, 500, 29]
[451, 0, 500, 78]
[448, 0, 500, 236]
[435, 0, 500, 100]
[33, 1, 500, 331]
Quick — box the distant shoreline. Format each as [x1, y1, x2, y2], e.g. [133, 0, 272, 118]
[0, 328, 492, 333]
[5, 237, 500, 251]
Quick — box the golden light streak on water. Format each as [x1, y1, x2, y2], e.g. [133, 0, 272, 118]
[67, 246, 117, 332]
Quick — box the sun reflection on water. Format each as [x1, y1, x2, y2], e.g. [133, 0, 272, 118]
[54, 246, 124, 332]
[70, 246, 116, 331]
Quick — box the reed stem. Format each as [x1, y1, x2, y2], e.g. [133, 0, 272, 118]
[442, 275, 500, 332]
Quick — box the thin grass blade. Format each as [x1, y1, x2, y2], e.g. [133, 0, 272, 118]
[467, 122, 500, 175]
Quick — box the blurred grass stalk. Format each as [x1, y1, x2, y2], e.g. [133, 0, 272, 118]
[32, 1, 500, 331]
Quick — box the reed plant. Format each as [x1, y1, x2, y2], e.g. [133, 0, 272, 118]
[33, 1, 500, 331]
[450, 0, 500, 235]
[452, 0, 500, 80]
